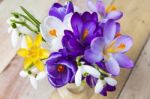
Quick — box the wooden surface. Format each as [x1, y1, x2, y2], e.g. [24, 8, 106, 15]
[119, 37, 150, 99]
[0, 0, 150, 99]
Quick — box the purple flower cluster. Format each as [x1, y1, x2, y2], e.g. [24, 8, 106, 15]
[46, 0, 134, 96]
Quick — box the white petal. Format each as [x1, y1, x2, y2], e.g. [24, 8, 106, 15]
[11, 29, 19, 47]
[104, 77, 117, 86]
[75, 67, 83, 86]
[63, 13, 73, 31]
[21, 36, 28, 48]
[87, 0, 97, 12]
[31, 68, 38, 73]
[30, 76, 38, 89]
[50, 38, 63, 52]
[44, 16, 64, 36]
[36, 72, 47, 81]
[95, 79, 104, 93]
[82, 65, 100, 78]
[19, 71, 28, 78]
[8, 27, 13, 33]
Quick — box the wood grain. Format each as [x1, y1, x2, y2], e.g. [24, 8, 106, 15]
[118, 36, 150, 99]
[91, 0, 150, 98]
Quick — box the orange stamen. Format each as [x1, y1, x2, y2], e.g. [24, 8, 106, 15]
[57, 65, 65, 72]
[115, 32, 121, 38]
[48, 29, 57, 37]
[106, 5, 117, 13]
[118, 43, 126, 49]
[82, 29, 88, 40]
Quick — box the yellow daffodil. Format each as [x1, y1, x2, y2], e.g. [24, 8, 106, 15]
[17, 34, 50, 71]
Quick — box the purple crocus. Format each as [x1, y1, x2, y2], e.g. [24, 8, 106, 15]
[84, 20, 134, 76]
[87, 0, 123, 21]
[62, 12, 101, 56]
[46, 52, 77, 88]
[49, 1, 74, 21]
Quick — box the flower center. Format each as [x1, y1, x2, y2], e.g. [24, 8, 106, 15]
[106, 5, 117, 13]
[82, 29, 89, 40]
[48, 29, 57, 37]
[105, 40, 126, 53]
[115, 32, 121, 38]
[57, 64, 65, 73]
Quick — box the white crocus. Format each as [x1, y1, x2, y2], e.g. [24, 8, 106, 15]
[19, 68, 47, 89]
[75, 63, 100, 86]
[94, 77, 117, 94]
[40, 13, 73, 52]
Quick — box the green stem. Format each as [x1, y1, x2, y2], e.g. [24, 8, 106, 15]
[94, 64, 110, 76]
[20, 6, 41, 25]
[11, 20, 38, 33]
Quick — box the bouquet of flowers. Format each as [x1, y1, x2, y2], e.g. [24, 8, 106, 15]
[7, 0, 134, 96]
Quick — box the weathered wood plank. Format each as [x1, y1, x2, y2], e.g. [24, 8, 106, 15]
[118, 36, 150, 99]
[91, 0, 150, 98]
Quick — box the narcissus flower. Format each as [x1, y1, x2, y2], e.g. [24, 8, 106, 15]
[17, 34, 50, 71]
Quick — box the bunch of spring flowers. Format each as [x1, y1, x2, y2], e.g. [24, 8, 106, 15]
[7, 0, 134, 96]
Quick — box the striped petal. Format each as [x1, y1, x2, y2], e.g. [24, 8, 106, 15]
[105, 57, 120, 76]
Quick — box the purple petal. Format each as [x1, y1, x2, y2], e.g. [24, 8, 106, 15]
[84, 49, 103, 64]
[103, 20, 116, 44]
[81, 12, 98, 22]
[113, 53, 134, 68]
[106, 11, 123, 20]
[116, 22, 120, 33]
[91, 37, 106, 53]
[47, 64, 59, 78]
[65, 1, 74, 14]
[96, 0, 106, 16]
[105, 57, 120, 76]
[52, 3, 63, 8]
[86, 75, 98, 88]
[115, 35, 133, 52]
[71, 12, 83, 37]
[49, 7, 66, 21]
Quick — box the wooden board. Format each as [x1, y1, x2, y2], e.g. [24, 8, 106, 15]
[91, 0, 150, 98]
[118, 36, 150, 99]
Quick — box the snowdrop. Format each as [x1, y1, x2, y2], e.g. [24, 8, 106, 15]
[75, 62, 100, 86]
[19, 68, 47, 89]
[95, 77, 117, 93]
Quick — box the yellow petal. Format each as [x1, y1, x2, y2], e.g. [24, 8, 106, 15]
[34, 60, 44, 71]
[25, 35, 33, 48]
[34, 34, 42, 47]
[24, 58, 33, 70]
[39, 48, 50, 59]
[17, 48, 28, 57]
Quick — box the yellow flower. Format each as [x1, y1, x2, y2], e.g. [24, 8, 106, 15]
[17, 34, 49, 71]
